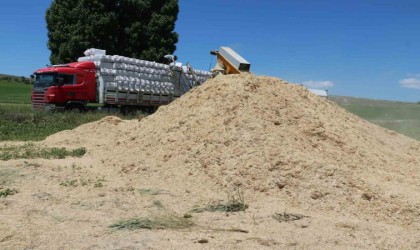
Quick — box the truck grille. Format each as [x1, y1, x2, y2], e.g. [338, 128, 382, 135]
[32, 90, 46, 110]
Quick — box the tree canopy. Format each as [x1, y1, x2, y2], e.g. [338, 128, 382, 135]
[46, 0, 179, 64]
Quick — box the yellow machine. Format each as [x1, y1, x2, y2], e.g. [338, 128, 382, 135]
[210, 47, 251, 75]
[210, 47, 328, 98]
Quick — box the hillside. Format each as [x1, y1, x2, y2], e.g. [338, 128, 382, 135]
[330, 96, 420, 140]
[0, 73, 30, 82]
[1, 74, 419, 249]
[0, 81, 32, 104]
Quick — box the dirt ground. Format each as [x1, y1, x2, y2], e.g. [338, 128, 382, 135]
[1, 74, 419, 249]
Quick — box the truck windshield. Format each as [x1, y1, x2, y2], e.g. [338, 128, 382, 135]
[34, 74, 56, 88]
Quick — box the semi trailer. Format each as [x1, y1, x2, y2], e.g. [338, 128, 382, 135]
[31, 48, 212, 112]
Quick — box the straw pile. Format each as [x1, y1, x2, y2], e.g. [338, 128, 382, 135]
[2, 74, 419, 249]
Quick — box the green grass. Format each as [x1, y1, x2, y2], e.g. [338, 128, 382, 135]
[109, 215, 194, 230]
[0, 104, 140, 141]
[0, 81, 32, 104]
[0, 143, 86, 161]
[330, 96, 420, 140]
[0, 188, 18, 198]
[60, 179, 78, 187]
[59, 176, 105, 188]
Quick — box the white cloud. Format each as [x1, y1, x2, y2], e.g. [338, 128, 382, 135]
[407, 73, 420, 78]
[301, 80, 334, 89]
[399, 77, 420, 89]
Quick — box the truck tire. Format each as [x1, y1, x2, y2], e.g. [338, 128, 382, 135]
[120, 106, 138, 116]
[65, 103, 86, 113]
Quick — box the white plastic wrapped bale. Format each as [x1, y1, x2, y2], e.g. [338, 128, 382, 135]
[101, 75, 115, 83]
[129, 80, 136, 92]
[79, 49, 211, 98]
[163, 82, 173, 95]
[106, 82, 118, 90]
[134, 80, 141, 92]
[84, 48, 106, 56]
[77, 56, 92, 62]
[94, 61, 114, 69]
[151, 81, 159, 94]
[123, 80, 129, 91]
[144, 80, 151, 92]
[99, 68, 116, 76]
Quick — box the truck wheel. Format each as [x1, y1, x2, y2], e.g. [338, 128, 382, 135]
[66, 104, 86, 113]
[120, 106, 137, 116]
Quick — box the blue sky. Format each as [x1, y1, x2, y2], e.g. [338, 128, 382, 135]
[0, 0, 419, 102]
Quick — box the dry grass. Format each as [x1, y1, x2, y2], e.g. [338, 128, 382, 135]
[272, 212, 308, 223]
[109, 214, 194, 230]
[138, 188, 162, 195]
[191, 188, 248, 213]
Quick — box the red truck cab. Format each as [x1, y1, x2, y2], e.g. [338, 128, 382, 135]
[32, 61, 97, 111]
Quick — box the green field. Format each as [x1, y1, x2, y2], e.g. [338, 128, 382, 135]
[330, 96, 420, 141]
[0, 104, 142, 141]
[0, 80, 32, 104]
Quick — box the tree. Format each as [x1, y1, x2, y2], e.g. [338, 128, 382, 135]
[46, 0, 179, 64]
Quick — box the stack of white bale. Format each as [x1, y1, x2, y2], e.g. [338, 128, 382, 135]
[185, 69, 212, 85]
[78, 49, 212, 96]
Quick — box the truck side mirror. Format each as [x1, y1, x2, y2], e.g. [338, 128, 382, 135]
[30, 74, 34, 79]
